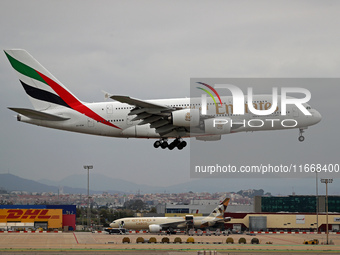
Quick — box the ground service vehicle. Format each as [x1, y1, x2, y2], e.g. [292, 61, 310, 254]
[303, 239, 319, 245]
[104, 228, 128, 235]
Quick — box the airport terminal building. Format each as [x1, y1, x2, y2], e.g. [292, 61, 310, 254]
[164, 199, 253, 216]
[0, 205, 76, 231]
[158, 195, 340, 232]
[225, 195, 340, 232]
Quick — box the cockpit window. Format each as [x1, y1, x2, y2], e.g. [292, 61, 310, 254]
[306, 106, 312, 110]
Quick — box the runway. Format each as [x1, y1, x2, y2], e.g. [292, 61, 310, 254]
[0, 232, 339, 254]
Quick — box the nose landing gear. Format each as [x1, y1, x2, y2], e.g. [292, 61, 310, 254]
[298, 128, 305, 142]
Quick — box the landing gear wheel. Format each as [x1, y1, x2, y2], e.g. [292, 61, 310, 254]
[155, 138, 187, 150]
[168, 139, 180, 150]
[177, 141, 187, 150]
[161, 141, 168, 149]
[180, 141, 187, 147]
[168, 143, 176, 150]
[154, 141, 161, 148]
[298, 128, 306, 142]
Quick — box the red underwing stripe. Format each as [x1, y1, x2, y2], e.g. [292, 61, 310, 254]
[36, 70, 121, 130]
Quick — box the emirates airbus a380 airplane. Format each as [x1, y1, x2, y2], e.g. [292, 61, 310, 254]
[4, 49, 322, 150]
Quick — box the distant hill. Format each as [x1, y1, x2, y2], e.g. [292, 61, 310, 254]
[236, 189, 272, 198]
[1, 173, 249, 194]
[0, 174, 56, 193]
[0, 173, 106, 194]
[1, 173, 324, 196]
[38, 174, 281, 194]
[39, 173, 159, 194]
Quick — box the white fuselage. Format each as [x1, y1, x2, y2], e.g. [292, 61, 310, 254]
[110, 216, 221, 230]
[17, 95, 322, 139]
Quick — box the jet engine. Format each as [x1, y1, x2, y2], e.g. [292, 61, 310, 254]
[149, 224, 162, 233]
[204, 117, 232, 135]
[172, 109, 200, 127]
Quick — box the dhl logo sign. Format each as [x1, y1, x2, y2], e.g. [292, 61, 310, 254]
[0, 209, 60, 221]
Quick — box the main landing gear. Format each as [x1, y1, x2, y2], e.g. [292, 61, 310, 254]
[153, 138, 187, 150]
[298, 128, 305, 142]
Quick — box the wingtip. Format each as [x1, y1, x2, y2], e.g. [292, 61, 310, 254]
[101, 90, 112, 100]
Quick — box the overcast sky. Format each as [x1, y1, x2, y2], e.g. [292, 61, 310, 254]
[1, 1, 339, 195]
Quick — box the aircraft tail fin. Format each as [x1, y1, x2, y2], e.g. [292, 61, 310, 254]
[4, 49, 82, 111]
[208, 197, 230, 219]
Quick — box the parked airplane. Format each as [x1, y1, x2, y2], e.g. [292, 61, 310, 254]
[110, 198, 231, 232]
[4, 49, 322, 150]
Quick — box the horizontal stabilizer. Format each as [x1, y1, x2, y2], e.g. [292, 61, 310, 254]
[8, 108, 70, 121]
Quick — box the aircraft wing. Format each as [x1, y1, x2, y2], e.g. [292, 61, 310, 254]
[110, 95, 173, 110]
[158, 219, 187, 229]
[110, 95, 187, 137]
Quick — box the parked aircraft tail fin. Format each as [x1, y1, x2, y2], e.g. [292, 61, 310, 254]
[209, 197, 230, 219]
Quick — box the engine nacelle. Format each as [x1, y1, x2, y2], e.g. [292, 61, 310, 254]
[149, 224, 162, 233]
[196, 135, 221, 141]
[204, 117, 232, 135]
[172, 109, 200, 127]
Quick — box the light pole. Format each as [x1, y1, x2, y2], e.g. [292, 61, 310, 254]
[316, 171, 318, 232]
[84, 165, 93, 230]
[321, 178, 333, 245]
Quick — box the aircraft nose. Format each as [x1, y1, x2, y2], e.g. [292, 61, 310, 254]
[313, 110, 322, 124]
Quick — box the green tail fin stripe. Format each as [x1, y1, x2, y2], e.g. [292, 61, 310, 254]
[4, 51, 47, 85]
